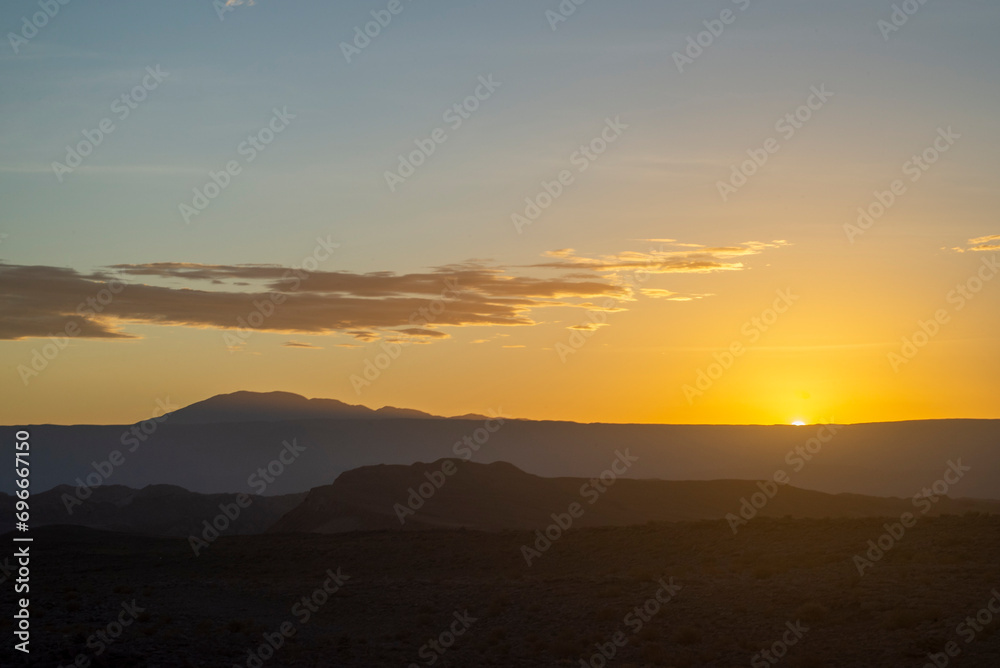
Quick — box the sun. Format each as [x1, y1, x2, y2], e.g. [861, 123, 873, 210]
[791, 420, 806, 426]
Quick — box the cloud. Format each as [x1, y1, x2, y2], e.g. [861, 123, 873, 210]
[0, 261, 613, 341]
[345, 330, 380, 342]
[531, 240, 788, 276]
[954, 234, 1000, 253]
[282, 341, 321, 349]
[0, 241, 783, 342]
[397, 328, 449, 339]
[639, 288, 713, 301]
[639, 289, 679, 299]
[107, 261, 621, 301]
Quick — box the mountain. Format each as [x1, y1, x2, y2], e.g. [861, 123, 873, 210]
[269, 459, 1000, 534]
[163, 390, 455, 423]
[5, 460, 995, 539]
[0, 484, 305, 537]
[3, 392, 999, 500]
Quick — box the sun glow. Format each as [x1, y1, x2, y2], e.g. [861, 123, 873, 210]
[791, 420, 806, 426]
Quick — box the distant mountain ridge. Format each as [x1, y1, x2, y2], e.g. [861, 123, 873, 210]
[4, 392, 1000, 501]
[165, 391, 488, 424]
[0, 483, 304, 536]
[4, 460, 997, 538]
[271, 459, 1000, 534]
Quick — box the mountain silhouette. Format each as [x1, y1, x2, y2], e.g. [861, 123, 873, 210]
[4, 460, 996, 538]
[164, 390, 459, 423]
[0, 484, 304, 536]
[269, 459, 1000, 534]
[4, 394, 999, 501]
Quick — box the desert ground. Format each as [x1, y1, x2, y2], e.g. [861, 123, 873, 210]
[3, 515, 999, 667]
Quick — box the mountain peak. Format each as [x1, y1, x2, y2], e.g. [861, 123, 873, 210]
[164, 391, 443, 424]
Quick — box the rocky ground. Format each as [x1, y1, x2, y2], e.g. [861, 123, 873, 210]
[2, 515, 999, 667]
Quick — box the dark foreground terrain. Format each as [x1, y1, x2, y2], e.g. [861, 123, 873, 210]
[2, 516, 999, 667]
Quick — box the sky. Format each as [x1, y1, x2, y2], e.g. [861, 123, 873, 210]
[1, 0, 998, 426]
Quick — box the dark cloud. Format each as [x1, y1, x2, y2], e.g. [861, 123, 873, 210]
[397, 328, 449, 339]
[0, 242, 782, 342]
[0, 261, 612, 341]
[282, 341, 322, 349]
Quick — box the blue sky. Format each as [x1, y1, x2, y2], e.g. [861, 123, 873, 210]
[3, 0, 996, 272]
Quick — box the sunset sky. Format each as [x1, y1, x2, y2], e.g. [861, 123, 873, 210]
[2, 0, 998, 425]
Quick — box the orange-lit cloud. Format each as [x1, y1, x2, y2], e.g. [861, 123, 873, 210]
[639, 288, 713, 301]
[950, 235, 1000, 253]
[966, 235, 1000, 252]
[531, 240, 788, 276]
